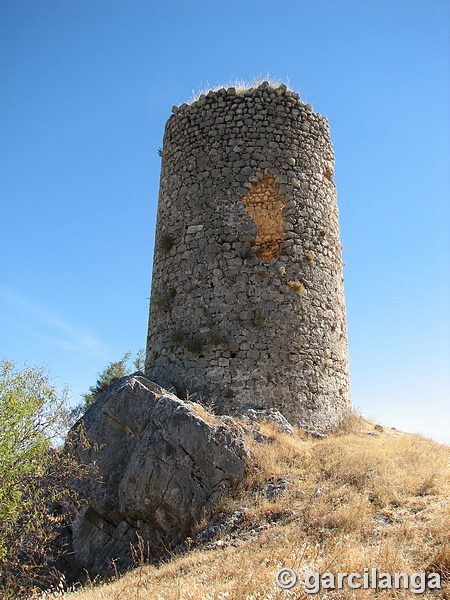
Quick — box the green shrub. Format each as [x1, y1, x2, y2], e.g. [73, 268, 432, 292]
[209, 330, 227, 346]
[238, 247, 253, 260]
[153, 290, 175, 311]
[185, 336, 204, 355]
[171, 329, 187, 344]
[159, 233, 174, 251]
[253, 308, 269, 329]
[0, 359, 86, 597]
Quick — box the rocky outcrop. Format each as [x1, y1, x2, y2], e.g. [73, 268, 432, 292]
[69, 374, 251, 577]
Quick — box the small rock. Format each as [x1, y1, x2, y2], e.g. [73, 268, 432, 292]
[237, 407, 295, 435]
[259, 476, 291, 499]
[186, 224, 204, 234]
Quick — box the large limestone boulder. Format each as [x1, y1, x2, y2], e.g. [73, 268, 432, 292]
[70, 374, 251, 576]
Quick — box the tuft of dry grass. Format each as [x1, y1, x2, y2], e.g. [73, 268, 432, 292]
[52, 413, 449, 600]
[189, 401, 221, 427]
[189, 75, 291, 103]
[287, 280, 305, 294]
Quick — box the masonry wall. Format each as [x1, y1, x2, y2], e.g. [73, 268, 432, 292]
[145, 82, 351, 433]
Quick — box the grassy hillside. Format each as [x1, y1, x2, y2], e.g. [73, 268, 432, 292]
[52, 414, 449, 600]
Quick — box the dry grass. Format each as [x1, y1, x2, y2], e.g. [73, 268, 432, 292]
[189, 75, 290, 103]
[287, 280, 305, 294]
[189, 402, 221, 427]
[48, 414, 449, 600]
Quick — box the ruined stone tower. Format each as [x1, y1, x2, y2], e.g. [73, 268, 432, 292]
[145, 82, 351, 433]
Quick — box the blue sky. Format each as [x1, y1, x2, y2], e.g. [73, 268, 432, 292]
[1, 0, 449, 443]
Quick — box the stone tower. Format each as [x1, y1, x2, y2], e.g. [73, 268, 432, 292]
[145, 82, 351, 433]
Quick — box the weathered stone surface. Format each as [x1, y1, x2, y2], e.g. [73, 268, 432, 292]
[145, 83, 351, 434]
[237, 407, 295, 435]
[70, 374, 251, 576]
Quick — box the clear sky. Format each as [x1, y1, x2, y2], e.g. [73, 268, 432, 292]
[1, 0, 449, 443]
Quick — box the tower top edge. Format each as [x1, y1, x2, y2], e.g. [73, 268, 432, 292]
[171, 81, 316, 117]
